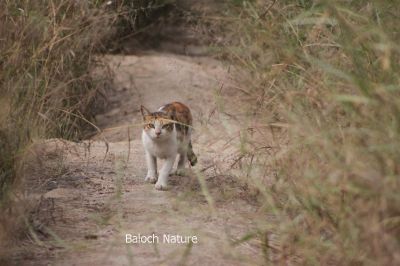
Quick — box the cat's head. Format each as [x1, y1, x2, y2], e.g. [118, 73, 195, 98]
[140, 105, 175, 140]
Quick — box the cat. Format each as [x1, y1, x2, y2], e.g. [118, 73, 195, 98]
[140, 102, 197, 190]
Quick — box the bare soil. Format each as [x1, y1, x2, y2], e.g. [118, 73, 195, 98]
[12, 3, 270, 266]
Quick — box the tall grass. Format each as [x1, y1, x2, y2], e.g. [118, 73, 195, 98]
[0, 0, 167, 258]
[220, 0, 400, 264]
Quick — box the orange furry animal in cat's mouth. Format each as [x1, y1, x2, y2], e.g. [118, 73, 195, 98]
[140, 102, 197, 190]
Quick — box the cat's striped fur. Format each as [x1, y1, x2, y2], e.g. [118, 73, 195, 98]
[141, 102, 197, 190]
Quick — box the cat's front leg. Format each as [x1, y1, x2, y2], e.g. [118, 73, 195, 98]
[175, 152, 187, 176]
[144, 151, 157, 184]
[155, 156, 175, 190]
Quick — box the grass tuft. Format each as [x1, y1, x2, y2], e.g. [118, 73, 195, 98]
[0, 0, 166, 259]
[217, 0, 400, 264]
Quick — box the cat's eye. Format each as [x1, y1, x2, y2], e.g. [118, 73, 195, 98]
[148, 124, 155, 128]
[162, 124, 171, 129]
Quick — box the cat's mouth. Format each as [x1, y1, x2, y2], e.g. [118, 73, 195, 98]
[153, 134, 162, 140]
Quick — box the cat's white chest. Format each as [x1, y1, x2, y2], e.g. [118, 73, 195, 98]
[142, 130, 178, 159]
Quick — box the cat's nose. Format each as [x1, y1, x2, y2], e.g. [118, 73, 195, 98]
[155, 131, 161, 136]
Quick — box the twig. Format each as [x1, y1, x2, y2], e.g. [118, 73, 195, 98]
[200, 163, 216, 173]
[260, 0, 277, 20]
[127, 126, 131, 164]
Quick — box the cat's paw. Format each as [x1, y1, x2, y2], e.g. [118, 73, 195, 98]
[174, 168, 188, 176]
[145, 176, 157, 184]
[155, 182, 168, 191]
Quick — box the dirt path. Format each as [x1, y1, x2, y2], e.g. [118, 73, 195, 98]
[15, 4, 267, 266]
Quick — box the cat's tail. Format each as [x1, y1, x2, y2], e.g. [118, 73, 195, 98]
[187, 141, 197, 166]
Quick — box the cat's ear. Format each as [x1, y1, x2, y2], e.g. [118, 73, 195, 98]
[140, 105, 151, 119]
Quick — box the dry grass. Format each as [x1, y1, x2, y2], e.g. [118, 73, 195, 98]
[0, 0, 168, 260]
[211, 0, 400, 265]
[1, 0, 399, 264]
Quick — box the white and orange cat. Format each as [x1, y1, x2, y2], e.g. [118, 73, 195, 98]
[140, 102, 197, 190]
